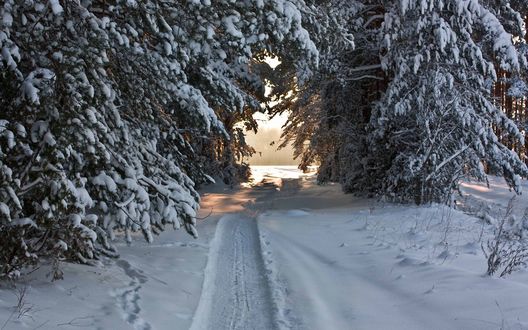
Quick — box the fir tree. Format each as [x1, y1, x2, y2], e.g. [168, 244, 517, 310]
[369, 0, 528, 203]
[0, 0, 318, 279]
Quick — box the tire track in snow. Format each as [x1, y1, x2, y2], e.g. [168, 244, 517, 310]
[113, 259, 152, 330]
[259, 228, 354, 330]
[260, 220, 462, 330]
[190, 214, 275, 330]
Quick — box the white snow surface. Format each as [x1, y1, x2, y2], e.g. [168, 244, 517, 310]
[2, 167, 528, 329]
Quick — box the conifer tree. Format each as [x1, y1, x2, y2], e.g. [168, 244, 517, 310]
[276, 0, 528, 204]
[369, 0, 528, 203]
[0, 0, 317, 279]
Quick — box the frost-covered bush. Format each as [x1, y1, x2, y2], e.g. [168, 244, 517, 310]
[483, 199, 528, 277]
[0, 0, 317, 279]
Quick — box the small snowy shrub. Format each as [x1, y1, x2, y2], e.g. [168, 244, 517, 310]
[483, 198, 528, 277]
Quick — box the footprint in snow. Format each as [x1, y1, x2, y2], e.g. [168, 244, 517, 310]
[113, 260, 152, 330]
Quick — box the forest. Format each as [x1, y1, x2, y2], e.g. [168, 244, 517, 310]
[1, 0, 528, 283]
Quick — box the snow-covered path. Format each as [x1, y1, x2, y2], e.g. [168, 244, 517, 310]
[253, 172, 456, 330]
[260, 221, 458, 330]
[191, 213, 275, 330]
[196, 167, 528, 330]
[194, 168, 457, 330]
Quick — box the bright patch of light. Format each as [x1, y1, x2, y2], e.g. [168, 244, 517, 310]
[253, 111, 289, 129]
[241, 165, 317, 188]
[266, 56, 280, 69]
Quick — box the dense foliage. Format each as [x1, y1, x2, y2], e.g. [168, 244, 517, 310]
[0, 0, 316, 279]
[275, 0, 528, 204]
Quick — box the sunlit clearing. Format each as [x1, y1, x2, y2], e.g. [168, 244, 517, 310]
[241, 165, 317, 188]
[252, 111, 289, 129]
[244, 112, 298, 166]
[460, 183, 491, 193]
[232, 55, 299, 166]
[241, 55, 298, 166]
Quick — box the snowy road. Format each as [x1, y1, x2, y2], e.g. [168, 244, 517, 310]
[191, 213, 275, 330]
[190, 175, 279, 330]
[192, 166, 528, 330]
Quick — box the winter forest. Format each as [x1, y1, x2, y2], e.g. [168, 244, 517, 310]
[3, 0, 528, 329]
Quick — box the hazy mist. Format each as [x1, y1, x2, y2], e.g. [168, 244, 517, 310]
[244, 126, 299, 166]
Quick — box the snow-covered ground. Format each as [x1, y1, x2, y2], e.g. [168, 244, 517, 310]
[2, 166, 528, 329]
[0, 204, 221, 330]
[460, 175, 528, 219]
[257, 174, 528, 330]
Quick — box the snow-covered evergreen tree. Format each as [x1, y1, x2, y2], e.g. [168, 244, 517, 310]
[276, 0, 528, 205]
[369, 0, 528, 203]
[268, 0, 360, 169]
[0, 0, 317, 279]
[489, 1, 528, 136]
[270, 0, 377, 190]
